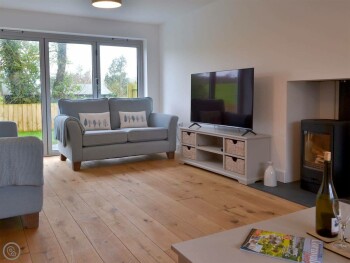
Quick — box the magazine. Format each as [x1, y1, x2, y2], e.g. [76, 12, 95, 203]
[240, 228, 323, 263]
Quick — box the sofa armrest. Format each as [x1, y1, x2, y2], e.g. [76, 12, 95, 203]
[149, 112, 178, 128]
[57, 119, 84, 163]
[54, 114, 84, 147]
[0, 137, 43, 186]
[149, 113, 179, 150]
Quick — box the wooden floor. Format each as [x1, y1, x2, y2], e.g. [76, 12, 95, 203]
[0, 155, 305, 263]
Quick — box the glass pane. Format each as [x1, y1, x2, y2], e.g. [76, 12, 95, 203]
[304, 131, 331, 170]
[48, 42, 93, 151]
[99, 45, 138, 98]
[0, 39, 42, 139]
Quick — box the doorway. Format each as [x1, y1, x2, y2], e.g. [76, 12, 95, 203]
[0, 30, 143, 155]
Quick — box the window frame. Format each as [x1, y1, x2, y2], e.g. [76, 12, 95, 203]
[0, 29, 144, 156]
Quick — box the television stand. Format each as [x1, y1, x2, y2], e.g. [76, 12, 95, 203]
[241, 129, 256, 136]
[180, 126, 271, 185]
[188, 122, 202, 129]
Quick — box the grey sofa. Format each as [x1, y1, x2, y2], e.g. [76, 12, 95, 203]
[0, 121, 43, 228]
[54, 97, 178, 171]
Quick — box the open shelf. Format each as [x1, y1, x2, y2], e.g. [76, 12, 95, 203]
[197, 145, 223, 154]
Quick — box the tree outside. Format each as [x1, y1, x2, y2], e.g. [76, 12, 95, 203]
[49, 42, 88, 101]
[0, 41, 91, 104]
[104, 55, 137, 98]
[0, 39, 40, 104]
[104, 56, 128, 97]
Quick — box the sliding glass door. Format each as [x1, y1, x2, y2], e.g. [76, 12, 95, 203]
[0, 38, 43, 140]
[46, 41, 94, 152]
[0, 30, 143, 155]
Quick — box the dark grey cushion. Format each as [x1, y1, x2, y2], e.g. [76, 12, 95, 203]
[83, 130, 128, 147]
[109, 97, 153, 129]
[126, 127, 168, 142]
[0, 121, 18, 137]
[58, 98, 110, 119]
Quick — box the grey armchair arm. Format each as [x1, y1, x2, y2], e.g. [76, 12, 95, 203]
[0, 121, 18, 137]
[0, 137, 43, 186]
[0, 122, 43, 228]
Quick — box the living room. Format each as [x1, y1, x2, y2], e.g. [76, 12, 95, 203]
[1, 0, 349, 262]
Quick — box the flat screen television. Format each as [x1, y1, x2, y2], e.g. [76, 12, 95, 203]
[191, 68, 254, 130]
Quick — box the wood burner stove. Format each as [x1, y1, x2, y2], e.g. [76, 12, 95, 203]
[300, 119, 350, 197]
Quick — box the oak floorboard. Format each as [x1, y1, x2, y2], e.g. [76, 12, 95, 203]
[111, 173, 225, 235]
[24, 212, 67, 263]
[117, 163, 196, 201]
[0, 217, 29, 259]
[43, 196, 103, 263]
[0, 253, 32, 263]
[127, 160, 304, 227]
[57, 192, 139, 263]
[92, 182, 182, 250]
[44, 164, 139, 263]
[143, 161, 304, 217]
[79, 191, 175, 263]
[0, 155, 306, 263]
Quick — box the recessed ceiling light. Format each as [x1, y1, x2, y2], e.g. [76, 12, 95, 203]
[92, 0, 122, 9]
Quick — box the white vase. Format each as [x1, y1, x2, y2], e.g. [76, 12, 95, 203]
[264, 161, 277, 187]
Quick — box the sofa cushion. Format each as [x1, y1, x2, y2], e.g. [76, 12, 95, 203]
[58, 98, 110, 119]
[125, 127, 168, 143]
[109, 97, 153, 129]
[119, 111, 148, 128]
[79, 112, 111, 130]
[83, 130, 127, 147]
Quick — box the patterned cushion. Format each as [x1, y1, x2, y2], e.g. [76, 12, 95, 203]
[79, 112, 111, 131]
[119, 111, 148, 128]
[109, 97, 153, 129]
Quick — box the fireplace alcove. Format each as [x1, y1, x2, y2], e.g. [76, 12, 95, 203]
[288, 79, 350, 198]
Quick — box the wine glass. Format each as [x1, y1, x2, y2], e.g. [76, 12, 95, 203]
[332, 198, 350, 250]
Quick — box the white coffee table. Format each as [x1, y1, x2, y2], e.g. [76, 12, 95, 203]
[172, 207, 348, 263]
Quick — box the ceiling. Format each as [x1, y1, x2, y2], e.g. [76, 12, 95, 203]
[0, 0, 215, 25]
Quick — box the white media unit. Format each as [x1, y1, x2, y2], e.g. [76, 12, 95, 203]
[180, 126, 271, 185]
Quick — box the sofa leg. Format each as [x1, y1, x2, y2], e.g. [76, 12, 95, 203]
[60, 154, 67, 161]
[166, 152, 175, 159]
[73, 161, 81, 171]
[21, 212, 39, 229]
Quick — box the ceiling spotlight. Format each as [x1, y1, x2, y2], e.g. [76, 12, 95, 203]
[92, 0, 122, 8]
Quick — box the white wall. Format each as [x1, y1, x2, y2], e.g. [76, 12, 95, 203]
[0, 8, 161, 111]
[160, 0, 350, 182]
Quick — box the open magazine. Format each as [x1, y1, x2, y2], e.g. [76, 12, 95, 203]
[240, 228, 323, 263]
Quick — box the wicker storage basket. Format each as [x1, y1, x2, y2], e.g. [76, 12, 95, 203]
[225, 156, 245, 175]
[182, 146, 196, 160]
[225, 139, 245, 156]
[182, 132, 196, 145]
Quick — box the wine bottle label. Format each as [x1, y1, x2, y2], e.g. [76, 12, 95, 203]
[331, 217, 339, 234]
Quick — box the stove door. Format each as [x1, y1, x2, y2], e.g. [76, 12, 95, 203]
[304, 131, 331, 171]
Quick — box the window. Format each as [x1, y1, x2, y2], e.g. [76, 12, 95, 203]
[0, 30, 144, 155]
[0, 38, 43, 140]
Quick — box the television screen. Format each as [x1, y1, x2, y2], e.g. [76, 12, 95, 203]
[191, 68, 254, 129]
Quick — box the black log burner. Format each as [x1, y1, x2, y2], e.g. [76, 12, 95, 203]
[300, 119, 350, 197]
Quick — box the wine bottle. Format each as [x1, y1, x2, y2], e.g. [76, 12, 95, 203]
[315, 151, 339, 238]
